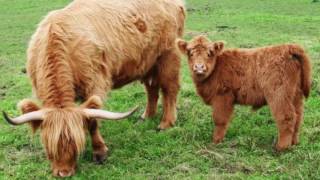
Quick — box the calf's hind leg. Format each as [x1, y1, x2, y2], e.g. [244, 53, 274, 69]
[157, 50, 180, 130]
[292, 93, 304, 145]
[268, 97, 296, 151]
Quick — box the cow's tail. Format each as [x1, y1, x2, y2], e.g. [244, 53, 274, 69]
[289, 44, 312, 98]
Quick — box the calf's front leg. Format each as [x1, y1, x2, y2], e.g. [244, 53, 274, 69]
[211, 95, 234, 144]
[292, 93, 303, 145]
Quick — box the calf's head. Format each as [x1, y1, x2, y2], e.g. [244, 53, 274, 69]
[177, 36, 224, 81]
[3, 95, 137, 177]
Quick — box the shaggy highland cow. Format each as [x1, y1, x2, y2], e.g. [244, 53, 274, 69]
[3, 0, 185, 177]
[177, 36, 311, 151]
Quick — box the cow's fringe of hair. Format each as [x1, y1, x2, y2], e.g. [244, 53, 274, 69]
[41, 108, 86, 160]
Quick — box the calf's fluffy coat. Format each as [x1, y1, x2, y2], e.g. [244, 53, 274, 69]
[177, 36, 311, 151]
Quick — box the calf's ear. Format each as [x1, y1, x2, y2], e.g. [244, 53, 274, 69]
[213, 41, 224, 54]
[176, 39, 188, 55]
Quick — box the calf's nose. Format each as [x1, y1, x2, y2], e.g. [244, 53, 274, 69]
[193, 63, 206, 73]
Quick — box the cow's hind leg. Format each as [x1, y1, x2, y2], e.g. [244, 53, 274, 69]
[267, 96, 296, 151]
[157, 50, 180, 130]
[82, 96, 108, 164]
[141, 71, 160, 119]
[292, 92, 304, 145]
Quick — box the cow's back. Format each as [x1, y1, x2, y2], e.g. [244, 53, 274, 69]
[27, 0, 185, 99]
[63, 0, 184, 60]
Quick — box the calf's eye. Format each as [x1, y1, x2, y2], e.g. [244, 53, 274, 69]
[208, 50, 214, 57]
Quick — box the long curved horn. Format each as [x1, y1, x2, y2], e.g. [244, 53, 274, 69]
[84, 106, 139, 120]
[2, 110, 44, 125]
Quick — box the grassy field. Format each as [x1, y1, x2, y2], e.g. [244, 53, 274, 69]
[0, 0, 319, 179]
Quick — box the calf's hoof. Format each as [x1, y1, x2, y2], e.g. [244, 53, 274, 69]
[213, 137, 223, 144]
[275, 142, 291, 152]
[292, 136, 299, 146]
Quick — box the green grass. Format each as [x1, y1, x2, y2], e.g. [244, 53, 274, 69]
[0, 0, 319, 179]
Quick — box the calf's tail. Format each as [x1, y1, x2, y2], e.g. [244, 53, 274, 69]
[289, 45, 312, 98]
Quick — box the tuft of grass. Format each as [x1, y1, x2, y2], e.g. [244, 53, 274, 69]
[0, 0, 319, 179]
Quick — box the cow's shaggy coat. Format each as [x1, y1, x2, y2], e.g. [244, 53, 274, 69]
[177, 36, 311, 151]
[13, 0, 185, 177]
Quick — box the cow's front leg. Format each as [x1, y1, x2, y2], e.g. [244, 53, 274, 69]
[88, 119, 108, 164]
[158, 87, 179, 130]
[141, 76, 160, 119]
[157, 50, 180, 130]
[82, 95, 108, 164]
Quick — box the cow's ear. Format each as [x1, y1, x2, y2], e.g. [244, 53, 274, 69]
[176, 39, 188, 55]
[17, 99, 42, 133]
[213, 41, 224, 54]
[81, 95, 103, 109]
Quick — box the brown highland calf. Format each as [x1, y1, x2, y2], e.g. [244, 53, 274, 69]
[177, 36, 311, 151]
[3, 0, 185, 177]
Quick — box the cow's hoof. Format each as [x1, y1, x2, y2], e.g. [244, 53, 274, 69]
[140, 113, 146, 120]
[93, 152, 107, 164]
[156, 126, 165, 132]
[93, 148, 108, 164]
[157, 122, 173, 131]
[135, 116, 145, 124]
[141, 111, 156, 120]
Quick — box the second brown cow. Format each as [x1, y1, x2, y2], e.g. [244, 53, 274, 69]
[177, 36, 311, 151]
